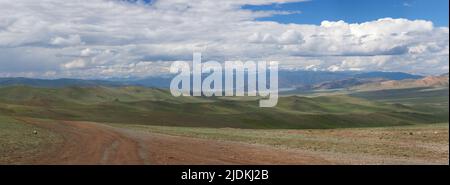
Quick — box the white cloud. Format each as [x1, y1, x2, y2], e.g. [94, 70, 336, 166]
[63, 58, 87, 69]
[50, 35, 83, 46]
[80, 48, 95, 57]
[278, 30, 305, 45]
[0, 0, 448, 78]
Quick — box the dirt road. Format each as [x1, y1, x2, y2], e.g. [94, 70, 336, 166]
[19, 118, 330, 165]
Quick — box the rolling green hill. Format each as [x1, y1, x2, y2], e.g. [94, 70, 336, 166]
[0, 86, 447, 129]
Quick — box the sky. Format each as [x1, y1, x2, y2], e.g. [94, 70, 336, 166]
[245, 0, 449, 26]
[0, 0, 448, 79]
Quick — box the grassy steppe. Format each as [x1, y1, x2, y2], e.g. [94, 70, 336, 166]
[113, 123, 449, 164]
[0, 85, 448, 164]
[0, 116, 61, 164]
[0, 86, 447, 129]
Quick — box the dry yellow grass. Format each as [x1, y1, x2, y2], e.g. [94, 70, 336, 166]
[117, 123, 449, 164]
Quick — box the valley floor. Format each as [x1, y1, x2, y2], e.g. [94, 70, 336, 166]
[1, 117, 448, 165]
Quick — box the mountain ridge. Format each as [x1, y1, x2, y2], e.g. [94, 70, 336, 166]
[0, 71, 424, 89]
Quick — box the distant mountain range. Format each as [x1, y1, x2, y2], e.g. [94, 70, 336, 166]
[0, 77, 125, 88]
[0, 71, 428, 89]
[350, 73, 449, 91]
[313, 78, 385, 90]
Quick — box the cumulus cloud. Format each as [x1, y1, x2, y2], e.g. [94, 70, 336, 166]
[248, 30, 305, 45]
[0, 0, 448, 78]
[63, 58, 87, 69]
[50, 35, 83, 47]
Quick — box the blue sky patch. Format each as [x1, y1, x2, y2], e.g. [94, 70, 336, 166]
[243, 0, 449, 26]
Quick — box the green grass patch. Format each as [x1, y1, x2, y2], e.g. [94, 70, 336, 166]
[0, 86, 447, 129]
[0, 115, 61, 164]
